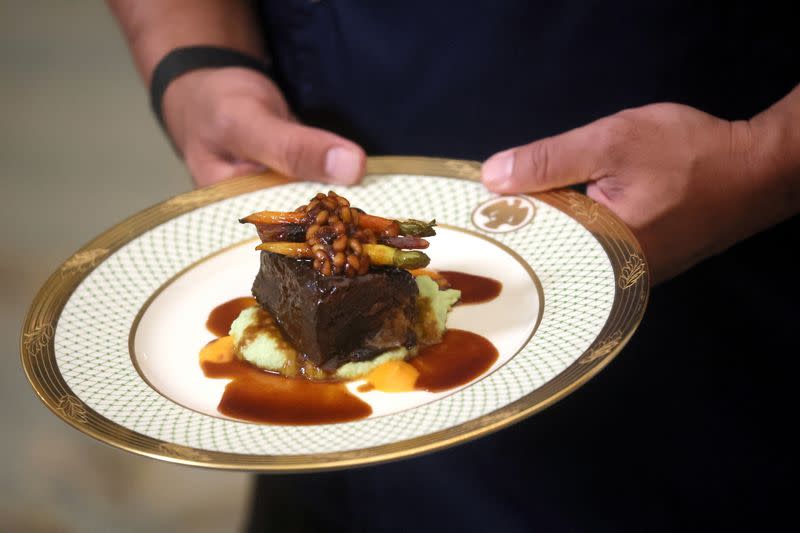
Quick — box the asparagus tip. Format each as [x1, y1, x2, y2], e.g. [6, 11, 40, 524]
[398, 219, 437, 237]
[395, 250, 431, 269]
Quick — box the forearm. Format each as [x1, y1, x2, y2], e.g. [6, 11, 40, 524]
[740, 84, 800, 225]
[106, 0, 266, 84]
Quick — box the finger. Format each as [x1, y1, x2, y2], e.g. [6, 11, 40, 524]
[227, 105, 366, 184]
[228, 159, 268, 178]
[185, 148, 246, 188]
[587, 181, 662, 283]
[482, 118, 614, 193]
[585, 181, 614, 209]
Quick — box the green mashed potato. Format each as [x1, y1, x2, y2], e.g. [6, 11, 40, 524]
[229, 275, 461, 379]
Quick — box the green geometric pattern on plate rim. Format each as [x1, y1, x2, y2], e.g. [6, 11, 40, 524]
[52, 174, 615, 455]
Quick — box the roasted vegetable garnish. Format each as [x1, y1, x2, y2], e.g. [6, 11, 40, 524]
[382, 235, 430, 249]
[239, 211, 304, 225]
[254, 242, 431, 269]
[243, 191, 432, 276]
[398, 219, 436, 237]
[362, 244, 430, 269]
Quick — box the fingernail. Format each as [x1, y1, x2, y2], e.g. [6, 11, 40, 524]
[482, 150, 515, 187]
[325, 147, 361, 184]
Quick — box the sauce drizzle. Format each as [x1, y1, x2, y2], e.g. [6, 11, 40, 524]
[201, 274, 501, 425]
[201, 298, 371, 424]
[206, 297, 257, 337]
[439, 271, 502, 304]
[202, 358, 372, 425]
[412, 329, 499, 392]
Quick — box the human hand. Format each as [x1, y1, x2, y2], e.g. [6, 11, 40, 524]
[481, 103, 767, 283]
[163, 67, 366, 187]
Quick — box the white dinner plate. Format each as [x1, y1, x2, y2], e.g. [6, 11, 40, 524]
[21, 156, 648, 471]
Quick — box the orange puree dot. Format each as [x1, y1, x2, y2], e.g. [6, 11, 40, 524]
[200, 336, 235, 365]
[365, 360, 420, 392]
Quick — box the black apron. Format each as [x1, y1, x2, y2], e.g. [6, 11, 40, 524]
[248, 2, 799, 530]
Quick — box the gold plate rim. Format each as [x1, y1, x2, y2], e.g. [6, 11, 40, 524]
[20, 156, 650, 472]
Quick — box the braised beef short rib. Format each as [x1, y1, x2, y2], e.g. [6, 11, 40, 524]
[252, 251, 418, 369]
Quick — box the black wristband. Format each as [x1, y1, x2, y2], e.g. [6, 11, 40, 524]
[149, 46, 274, 131]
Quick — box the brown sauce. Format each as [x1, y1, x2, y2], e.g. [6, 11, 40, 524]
[201, 358, 372, 424]
[201, 297, 371, 424]
[439, 271, 502, 304]
[206, 297, 257, 337]
[200, 294, 498, 424]
[238, 306, 303, 378]
[412, 329, 499, 392]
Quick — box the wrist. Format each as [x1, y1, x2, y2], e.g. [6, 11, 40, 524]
[161, 69, 212, 151]
[161, 67, 288, 156]
[108, 0, 267, 85]
[151, 47, 274, 138]
[704, 114, 797, 249]
[745, 107, 800, 219]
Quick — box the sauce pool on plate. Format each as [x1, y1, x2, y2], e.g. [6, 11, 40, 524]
[201, 270, 501, 425]
[439, 271, 502, 304]
[412, 329, 498, 392]
[206, 297, 256, 337]
[202, 301, 372, 425]
[201, 354, 372, 425]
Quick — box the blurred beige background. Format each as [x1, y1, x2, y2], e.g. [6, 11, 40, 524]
[1, 2, 251, 531]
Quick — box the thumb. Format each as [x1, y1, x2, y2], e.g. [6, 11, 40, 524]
[482, 120, 609, 193]
[229, 106, 366, 184]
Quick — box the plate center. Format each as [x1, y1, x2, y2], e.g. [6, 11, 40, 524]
[131, 226, 542, 422]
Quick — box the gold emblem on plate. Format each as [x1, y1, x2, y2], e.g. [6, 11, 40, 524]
[23, 323, 54, 358]
[472, 196, 537, 233]
[157, 442, 211, 462]
[580, 330, 623, 365]
[57, 394, 88, 423]
[61, 248, 109, 275]
[618, 254, 647, 289]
